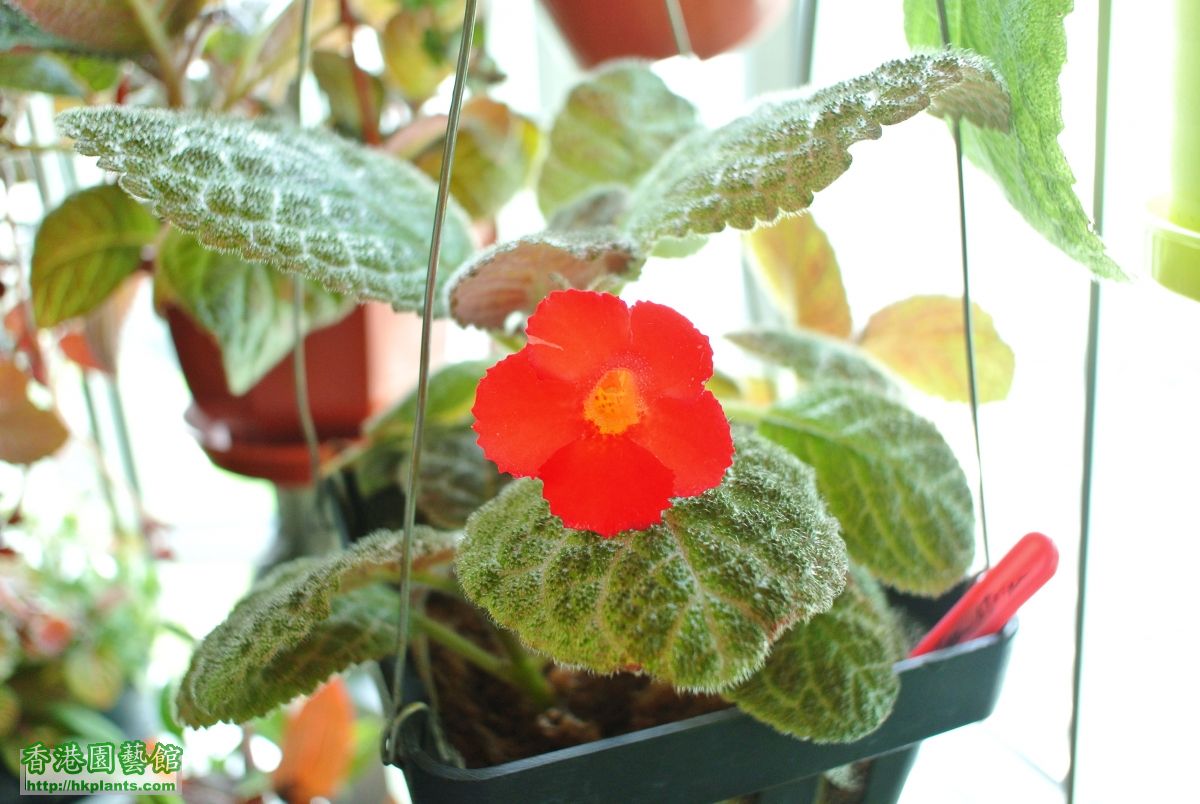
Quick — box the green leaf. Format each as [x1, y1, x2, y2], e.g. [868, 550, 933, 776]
[31, 184, 158, 326]
[622, 51, 1008, 246]
[859, 295, 1014, 403]
[457, 431, 847, 692]
[157, 230, 352, 396]
[403, 427, 510, 530]
[56, 106, 475, 313]
[727, 565, 905, 743]
[760, 385, 974, 595]
[48, 703, 124, 744]
[0, 3, 73, 51]
[537, 62, 698, 221]
[176, 528, 457, 727]
[744, 214, 852, 338]
[413, 97, 543, 220]
[728, 329, 895, 394]
[368, 360, 490, 439]
[0, 52, 87, 95]
[904, 0, 1122, 279]
[447, 231, 643, 329]
[9, 0, 202, 55]
[310, 50, 385, 140]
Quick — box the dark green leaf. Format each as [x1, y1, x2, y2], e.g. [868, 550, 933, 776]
[760, 385, 974, 595]
[457, 431, 847, 692]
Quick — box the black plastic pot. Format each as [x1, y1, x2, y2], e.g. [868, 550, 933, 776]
[397, 605, 1016, 803]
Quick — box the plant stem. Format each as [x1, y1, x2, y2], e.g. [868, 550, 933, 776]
[494, 627, 556, 711]
[338, 0, 381, 146]
[123, 0, 185, 108]
[409, 610, 510, 684]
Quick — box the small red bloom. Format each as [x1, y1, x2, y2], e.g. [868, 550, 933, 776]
[472, 289, 733, 536]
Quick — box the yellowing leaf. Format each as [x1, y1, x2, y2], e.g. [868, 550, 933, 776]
[0, 359, 69, 465]
[744, 214, 851, 338]
[859, 295, 1014, 403]
[273, 679, 355, 804]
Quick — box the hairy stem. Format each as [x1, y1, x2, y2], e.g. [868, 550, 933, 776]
[494, 627, 556, 711]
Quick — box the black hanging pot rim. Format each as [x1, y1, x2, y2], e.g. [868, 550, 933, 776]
[396, 608, 1016, 804]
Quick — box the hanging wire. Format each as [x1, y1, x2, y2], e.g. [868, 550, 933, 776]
[1067, 1, 1112, 799]
[384, 0, 479, 766]
[664, 0, 694, 57]
[935, 0, 992, 569]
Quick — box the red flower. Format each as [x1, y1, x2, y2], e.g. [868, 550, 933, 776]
[472, 289, 733, 536]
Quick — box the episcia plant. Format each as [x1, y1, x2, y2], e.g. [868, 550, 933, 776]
[15, 0, 1116, 771]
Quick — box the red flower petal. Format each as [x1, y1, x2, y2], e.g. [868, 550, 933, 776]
[525, 289, 631, 384]
[629, 391, 733, 496]
[472, 352, 589, 476]
[539, 436, 674, 536]
[628, 300, 713, 398]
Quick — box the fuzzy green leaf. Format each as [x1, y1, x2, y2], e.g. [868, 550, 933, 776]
[728, 329, 895, 394]
[176, 528, 456, 727]
[56, 106, 474, 313]
[904, 0, 1121, 279]
[447, 231, 643, 329]
[727, 565, 905, 743]
[157, 231, 352, 395]
[760, 385, 973, 595]
[31, 184, 159, 326]
[622, 51, 1008, 246]
[537, 62, 698, 221]
[457, 431, 847, 692]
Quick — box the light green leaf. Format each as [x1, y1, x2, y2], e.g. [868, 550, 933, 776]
[622, 51, 1008, 246]
[176, 528, 457, 727]
[859, 295, 1014, 403]
[728, 329, 895, 394]
[9, 0, 202, 54]
[457, 431, 847, 692]
[56, 106, 475, 313]
[727, 565, 905, 743]
[368, 360, 490, 440]
[31, 184, 158, 326]
[157, 230, 353, 396]
[413, 97, 543, 220]
[537, 62, 698, 221]
[904, 0, 1122, 279]
[447, 231, 643, 329]
[760, 385, 974, 595]
[0, 52, 87, 95]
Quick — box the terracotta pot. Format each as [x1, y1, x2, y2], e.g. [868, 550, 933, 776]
[539, 0, 792, 66]
[167, 303, 437, 485]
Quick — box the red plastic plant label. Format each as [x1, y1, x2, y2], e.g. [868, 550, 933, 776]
[472, 289, 733, 536]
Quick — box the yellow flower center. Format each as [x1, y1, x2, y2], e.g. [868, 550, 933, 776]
[583, 368, 643, 435]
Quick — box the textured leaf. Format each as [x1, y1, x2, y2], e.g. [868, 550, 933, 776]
[31, 185, 158, 327]
[457, 431, 847, 692]
[272, 679, 355, 804]
[744, 214, 851, 338]
[728, 330, 895, 394]
[760, 385, 974, 595]
[176, 528, 457, 727]
[56, 106, 475, 313]
[311, 50, 385, 140]
[447, 232, 643, 329]
[622, 52, 1008, 246]
[537, 62, 698, 221]
[413, 98, 542, 220]
[0, 358, 69, 465]
[859, 295, 1014, 402]
[904, 0, 1121, 279]
[727, 566, 905, 743]
[157, 231, 352, 395]
[10, 0, 202, 54]
[0, 52, 88, 96]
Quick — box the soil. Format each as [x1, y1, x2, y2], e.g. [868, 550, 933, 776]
[421, 593, 731, 768]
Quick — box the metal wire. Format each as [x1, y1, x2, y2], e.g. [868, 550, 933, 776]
[384, 0, 479, 766]
[664, 0, 693, 57]
[935, 0, 992, 569]
[1067, 2, 1112, 799]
